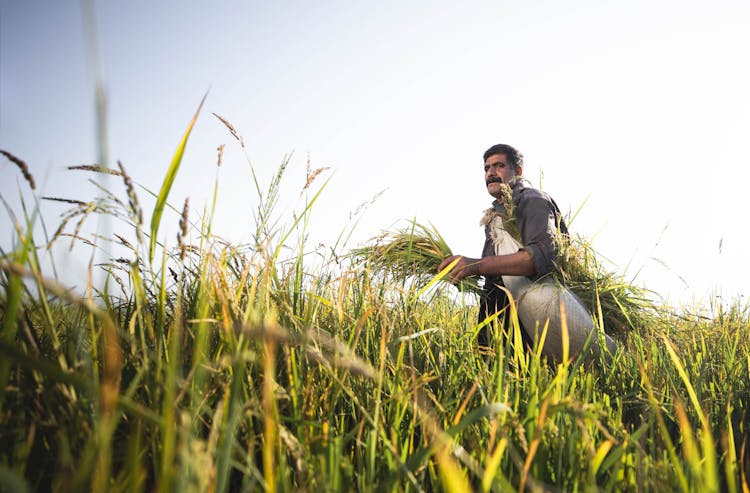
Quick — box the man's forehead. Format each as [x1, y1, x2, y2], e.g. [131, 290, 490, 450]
[484, 153, 508, 164]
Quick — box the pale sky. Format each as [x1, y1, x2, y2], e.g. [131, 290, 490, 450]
[1, 0, 749, 307]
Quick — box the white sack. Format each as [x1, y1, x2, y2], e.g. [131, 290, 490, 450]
[483, 210, 617, 361]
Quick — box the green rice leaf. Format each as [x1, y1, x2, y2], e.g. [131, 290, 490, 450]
[148, 92, 207, 264]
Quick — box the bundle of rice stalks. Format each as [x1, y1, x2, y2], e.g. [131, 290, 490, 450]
[350, 221, 482, 296]
[554, 234, 658, 337]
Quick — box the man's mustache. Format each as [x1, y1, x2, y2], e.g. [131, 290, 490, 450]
[486, 177, 503, 185]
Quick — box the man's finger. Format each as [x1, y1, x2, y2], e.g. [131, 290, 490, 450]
[438, 256, 455, 272]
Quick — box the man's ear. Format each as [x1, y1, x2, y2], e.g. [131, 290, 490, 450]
[516, 165, 523, 176]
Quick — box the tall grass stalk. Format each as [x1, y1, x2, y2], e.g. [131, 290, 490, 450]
[149, 94, 206, 264]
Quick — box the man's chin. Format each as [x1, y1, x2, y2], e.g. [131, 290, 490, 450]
[487, 183, 503, 198]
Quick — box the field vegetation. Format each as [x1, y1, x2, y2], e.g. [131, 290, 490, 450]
[1, 107, 748, 492]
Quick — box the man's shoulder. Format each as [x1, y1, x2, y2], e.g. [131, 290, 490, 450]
[512, 179, 549, 204]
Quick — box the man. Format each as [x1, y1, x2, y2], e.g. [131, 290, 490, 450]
[438, 144, 568, 348]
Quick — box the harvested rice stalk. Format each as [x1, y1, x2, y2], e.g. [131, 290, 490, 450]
[351, 221, 482, 296]
[554, 235, 656, 336]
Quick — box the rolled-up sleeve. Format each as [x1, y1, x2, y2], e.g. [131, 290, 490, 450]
[516, 194, 559, 279]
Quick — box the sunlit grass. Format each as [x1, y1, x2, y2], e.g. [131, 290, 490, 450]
[1, 111, 749, 492]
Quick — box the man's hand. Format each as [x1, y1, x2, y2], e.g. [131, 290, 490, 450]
[439, 251, 536, 282]
[438, 255, 482, 283]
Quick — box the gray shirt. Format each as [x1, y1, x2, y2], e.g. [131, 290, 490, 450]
[482, 178, 568, 281]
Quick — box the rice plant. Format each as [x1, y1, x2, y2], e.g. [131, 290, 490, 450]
[0, 108, 748, 493]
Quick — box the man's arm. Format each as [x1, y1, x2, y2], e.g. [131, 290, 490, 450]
[438, 250, 535, 283]
[516, 195, 560, 279]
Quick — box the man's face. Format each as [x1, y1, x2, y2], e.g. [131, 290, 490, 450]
[484, 153, 520, 198]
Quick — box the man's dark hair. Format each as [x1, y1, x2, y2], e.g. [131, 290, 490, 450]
[483, 144, 524, 170]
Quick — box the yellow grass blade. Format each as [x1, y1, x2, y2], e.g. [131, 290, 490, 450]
[662, 335, 707, 428]
[699, 417, 719, 493]
[560, 298, 570, 363]
[674, 400, 699, 467]
[723, 402, 739, 493]
[452, 381, 480, 426]
[520, 397, 549, 492]
[436, 446, 474, 493]
[414, 257, 460, 300]
[589, 440, 614, 478]
[481, 437, 508, 492]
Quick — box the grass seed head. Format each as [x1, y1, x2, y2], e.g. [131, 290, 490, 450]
[303, 166, 330, 194]
[67, 164, 122, 176]
[117, 160, 144, 243]
[1, 149, 36, 190]
[43, 196, 87, 206]
[217, 144, 225, 167]
[213, 113, 244, 148]
[178, 197, 190, 261]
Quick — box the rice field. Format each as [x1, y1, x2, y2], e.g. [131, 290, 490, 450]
[1, 112, 748, 492]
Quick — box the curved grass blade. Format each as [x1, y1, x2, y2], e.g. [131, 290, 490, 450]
[148, 92, 207, 263]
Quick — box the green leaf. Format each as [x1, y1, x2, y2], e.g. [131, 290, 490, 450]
[148, 92, 207, 263]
